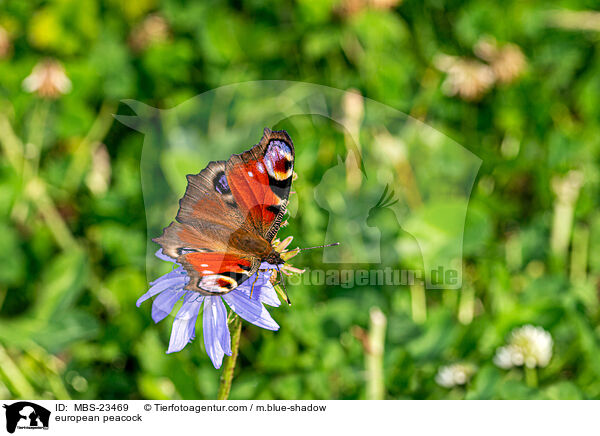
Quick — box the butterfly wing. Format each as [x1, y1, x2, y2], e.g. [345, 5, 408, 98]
[153, 160, 262, 295]
[154, 221, 260, 295]
[154, 128, 294, 295]
[226, 128, 295, 241]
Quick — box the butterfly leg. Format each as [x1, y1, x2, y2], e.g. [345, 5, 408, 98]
[249, 271, 260, 299]
[275, 264, 292, 305]
[253, 268, 291, 306]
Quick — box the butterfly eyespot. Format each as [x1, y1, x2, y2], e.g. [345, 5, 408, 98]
[217, 278, 234, 289]
[199, 275, 237, 293]
[213, 171, 231, 194]
[265, 140, 294, 181]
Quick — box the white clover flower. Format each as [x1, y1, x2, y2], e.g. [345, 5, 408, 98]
[129, 14, 170, 52]
[23, 59, 72, 98]
[435, 363, 476, 388]
[434, 54, 495, 101]
[474, 36, 527, 84]
[494, 325, 553, 369]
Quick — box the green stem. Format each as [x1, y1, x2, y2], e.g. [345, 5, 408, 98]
[366, 307, 387, 400]
[26, 178, 77, 249]
[0, 345, 35, 398]
[457, 286, 475, 325]
[570, 224, 589, 283]
[217, 315, 242, 400]
[0, 112, 77, 249]
[19, 100, 51, 222]
[63, 100, 117, 191]
[25, 341, 71, 400]
[0, 112, 24, 170]
[26, 99, 50, 174]
[410, 284, 427, 324]
[525, 366, 538, 388]
[550, 171, 583, 272]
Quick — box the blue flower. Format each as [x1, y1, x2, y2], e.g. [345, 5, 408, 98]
[137, 250, 280, 369]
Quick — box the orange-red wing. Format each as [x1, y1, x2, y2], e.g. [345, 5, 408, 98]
[226, 128, 295, 241]
[179, 252, 258, 295]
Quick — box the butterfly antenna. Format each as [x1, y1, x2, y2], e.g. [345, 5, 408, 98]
[276, 264, 292, 306]
[297, 242, 340, 251]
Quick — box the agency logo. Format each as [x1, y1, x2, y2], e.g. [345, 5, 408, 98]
[2, 402, 50, 434]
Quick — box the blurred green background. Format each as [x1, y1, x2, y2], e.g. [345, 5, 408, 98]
[1, 0, 600, 400]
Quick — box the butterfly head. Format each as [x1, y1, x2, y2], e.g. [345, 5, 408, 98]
[263, 248, 285, 265]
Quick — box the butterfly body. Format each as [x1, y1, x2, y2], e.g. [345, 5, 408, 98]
[154, 128, 294, 296]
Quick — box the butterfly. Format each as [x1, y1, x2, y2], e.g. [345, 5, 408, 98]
[154, 128, 296, 296]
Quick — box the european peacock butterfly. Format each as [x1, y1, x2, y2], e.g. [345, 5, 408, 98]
[154, 128, 298, 296]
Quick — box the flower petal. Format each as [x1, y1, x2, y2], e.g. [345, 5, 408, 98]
[151, 289, 186, 323]
[216, 301, 232, 356]
[167, 293, 203, 354]
[252, 282, 280, 307]
[149, 266, 186, 286]
[275, 235, 294, 252]
[202, 297, 231, 368]
[223, 290, 279, 331]
[236, 270, 280, 307]
[260, 261, 277, 270]
[136, 275, 186, 307]
[281, 265, 305, 275]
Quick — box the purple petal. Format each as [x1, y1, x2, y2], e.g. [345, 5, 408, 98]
[136, 275, 187, 307]
[202, 297, 231, 369]
[149, 266, 186, 286]
[167, 293, 203, 354]
[253, 281, 280, 307]
[223, 290, 279, 331]
[217, 306, 232, 356]
[152, 289, 186, 323]
[236, 270, 280, 307]
[260, 262, 277, 270]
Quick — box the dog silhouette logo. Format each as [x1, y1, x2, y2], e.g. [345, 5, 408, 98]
[3, 402, 50, 433]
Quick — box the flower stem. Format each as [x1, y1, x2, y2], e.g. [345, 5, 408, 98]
[525, 366, 538, 388]
[0, 113, 76, 249]
[366, 307, 387, 400]
[410, 283, 427, 323]
[0, 345, 35, 398]
[570, 224, 589, 284]
[217, 315, 242, 400]
[63, 100, 117, 191]
[457, 286, 475, 325]
[550, 171, 583, 272]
